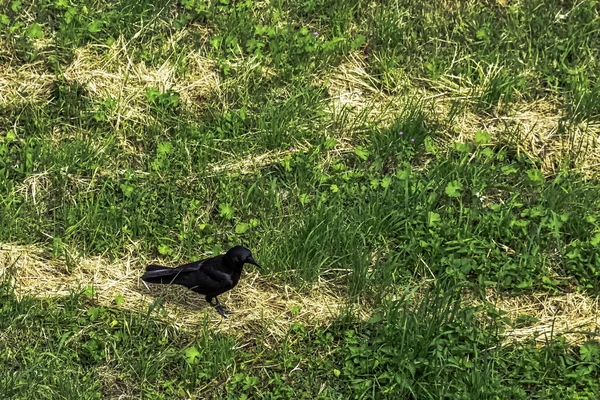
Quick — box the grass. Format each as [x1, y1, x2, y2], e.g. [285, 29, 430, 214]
[1, 0, 600, 398]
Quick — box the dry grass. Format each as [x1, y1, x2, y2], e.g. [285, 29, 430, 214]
[325, 52, 385, 114]
[448, 99, 600, 176]
[0, 33, 219, 124]
[2, 244, 598, 347]
[14, 171, 52, 212]
[324, 52, 409, 131]
[0, 243, 356, 345]
[205, 53, 387, 176]
[206, 139, 358, 177]
[324, 53, 600, 179]
[0, 59, 55, 107]
[62, 36, 219, 125]
[484, 288, 600, 346]
[208, 147, 297, 176]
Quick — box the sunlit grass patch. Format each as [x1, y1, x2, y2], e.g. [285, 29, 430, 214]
[495, 290, 600, 346]
[0, 243, 358, 344]
[59, 38, 218, 126]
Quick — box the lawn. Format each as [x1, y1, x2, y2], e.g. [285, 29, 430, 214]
[1, 0, 600, 398]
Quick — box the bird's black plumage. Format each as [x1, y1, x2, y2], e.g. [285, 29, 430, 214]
[141, 246, 261, 317]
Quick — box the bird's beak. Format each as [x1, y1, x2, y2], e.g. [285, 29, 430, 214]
[247, 257, 261, 269]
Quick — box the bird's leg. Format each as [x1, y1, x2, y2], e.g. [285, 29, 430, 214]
[213, 297, 232, 317]
[205, 296, 217, 306]
[206, 296, 229, 318]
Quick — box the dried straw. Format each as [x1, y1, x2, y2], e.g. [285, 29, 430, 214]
[0, 243, 354, 344]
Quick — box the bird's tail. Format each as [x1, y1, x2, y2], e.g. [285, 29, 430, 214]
[141, 264, 181, 284]
[146, 264, 168, 272]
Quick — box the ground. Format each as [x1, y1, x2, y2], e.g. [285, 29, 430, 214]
[1, 0, 600, 398]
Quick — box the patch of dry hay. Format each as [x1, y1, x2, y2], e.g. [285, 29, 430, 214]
[204, 52, 415, 176]
[207, 139, 356, 176]
[326, 52, 383, 112]
[0, 60, 55, 107]
[208, 147, 296, 176]
[325, 53, 600, 179]
[0, 243, 352, 344]
[324, 52, 405, 130]
[0, 33, 219, 124]
[62, 36, 219, 125]
[449, 100, 600, 176]
[2, 244, 598, 346]
[484, 289, 600, 346]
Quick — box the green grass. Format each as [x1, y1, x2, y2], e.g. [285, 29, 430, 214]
[1, 0, 600, 398]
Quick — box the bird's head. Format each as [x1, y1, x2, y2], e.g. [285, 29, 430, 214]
[226, 246, 261, 269]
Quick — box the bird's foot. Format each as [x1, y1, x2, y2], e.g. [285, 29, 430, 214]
[213, 304, 231, 318]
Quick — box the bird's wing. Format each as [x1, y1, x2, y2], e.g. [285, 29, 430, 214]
[187, 269, 234, 294]
[177, 259, 208, 273]
[141, 260, 206, 279]
[183, 259, 234, 293]
[203, 268, 234, 288]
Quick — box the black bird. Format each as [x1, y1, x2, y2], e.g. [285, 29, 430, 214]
[141, 246, 261, 317]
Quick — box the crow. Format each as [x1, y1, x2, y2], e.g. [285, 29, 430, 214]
[141, 246, 261, 317]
